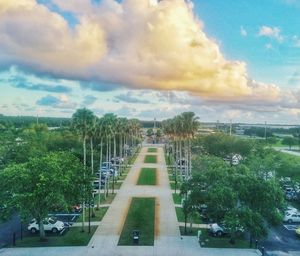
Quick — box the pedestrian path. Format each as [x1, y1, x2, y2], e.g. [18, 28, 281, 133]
[1, 145, 262, 256]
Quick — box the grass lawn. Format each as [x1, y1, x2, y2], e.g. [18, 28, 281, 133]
[118, 198, 155, 246]
[168, 168, 173, 175]
[172, 193, 182, 204]
[144, 155, 157, 164]
[14, 226, 97, 247]
[175, 207, 202, 224]
[119, 167, 130, 180]
[78, 207, 108, 222]
[128, 148, 140, 165]
[147, 148, 157, 153]
[276, 152, 300, 181]
[137, 168, 156, 185]
[112, 181, 123, 189]
[93, 193, 116, 205]
[170, 182, 180, 190]
[164, 153, 174, 166]
[198, 228, 250, 249]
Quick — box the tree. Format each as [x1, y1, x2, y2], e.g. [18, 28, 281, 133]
[71, 108, 95, 231]
[181, 197, 194, 235]
[282, 136, 297, 150]
[147, 128, 154, 137]
[0, 152, 91, 241]
[189, 153, 285, 244]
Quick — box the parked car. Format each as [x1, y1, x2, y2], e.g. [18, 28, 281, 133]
[28, 217, 65, 234]
[109, 169, 119, 177]
[286, 192, 298, 201]
[72, 204, 82, 213]
[96, 170, 107, 181]
[283, 212, 300, 223]
[99, 168, 112, 177]
[209, 223, 244, 237]
[93, 180, 105, 189]
[177, 159, 187, 168]
[101, 162, 115, 170]
[111, 157, 124, 165]
[285, 206, 298, 215]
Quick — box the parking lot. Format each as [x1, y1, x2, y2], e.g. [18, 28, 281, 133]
[0, 213, 81, 247]
[263, 223, 300, 254]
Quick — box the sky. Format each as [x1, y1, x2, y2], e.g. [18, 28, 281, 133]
[0, 0, 300, 124]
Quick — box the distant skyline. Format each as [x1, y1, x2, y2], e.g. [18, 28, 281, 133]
[0, 0, 300, 124]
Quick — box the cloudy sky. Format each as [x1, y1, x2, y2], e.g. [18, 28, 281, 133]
[0, 0, 300, 123]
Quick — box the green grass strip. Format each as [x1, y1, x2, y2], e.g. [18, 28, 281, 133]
[78, 206, 108, 222]
[137, 168, 156, 185]
[172, 193, 182, 204]
[144, 155, 157, 163]
[147, 148, 157, 153]
[175, 207, 202, 224]
[118, 198, 155, 246]
[14, 227, 97, 247]
[197, 228, 249, 248]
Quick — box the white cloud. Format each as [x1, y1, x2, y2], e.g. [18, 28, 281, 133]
[292, 35, 300, 48]
[0, 0, 295, 111]
[240, 26, 247, 37]
[265, 43, 273, 50]
[258, 26, 283, 42]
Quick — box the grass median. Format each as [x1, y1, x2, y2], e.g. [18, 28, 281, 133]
[118, 197, 155, 246]
[137, 168, 156, 185]
[144, 155, 157, 164]
[147, 148, 157, 153]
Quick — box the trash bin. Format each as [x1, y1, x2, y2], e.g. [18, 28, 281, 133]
[132, 230, 140, 245]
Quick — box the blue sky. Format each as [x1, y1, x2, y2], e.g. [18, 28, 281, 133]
[0, 0, 300, 124]
[195, 0, 300, 88]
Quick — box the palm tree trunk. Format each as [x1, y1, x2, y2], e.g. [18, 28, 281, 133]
[179, 138, 183, 180]
[91, 137, 94, 174]
[113, 135, 116, 194]
[97, 138, 103, 210]
[119, 134, 122, 175]
[189, 138, 192, 178]
[82, 135, 86, 232]
[107, 137, 111, 196]
[104, 136, 109, 199]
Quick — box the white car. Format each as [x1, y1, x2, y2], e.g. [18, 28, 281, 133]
[209, 223, 244, 237]
[28, 217, 65, 234]
[283, 212, 300, 223]
[285, 206, 298, 215]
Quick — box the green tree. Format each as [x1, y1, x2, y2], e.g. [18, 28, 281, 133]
[0, 152, 91, 240]
[147, 128, 154, 137]
[282, 136, 297, 150]
[71, 108, 95, 231]
[189, 154, 285, 244]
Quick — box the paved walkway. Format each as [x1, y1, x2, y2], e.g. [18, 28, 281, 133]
[1, 145, 261, 256]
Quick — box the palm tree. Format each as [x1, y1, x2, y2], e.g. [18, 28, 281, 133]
[95, 117, 105, 209]
[181, 112, 200, 178]
[71, 108, 95, 232]
[88, 117, 97, 174]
